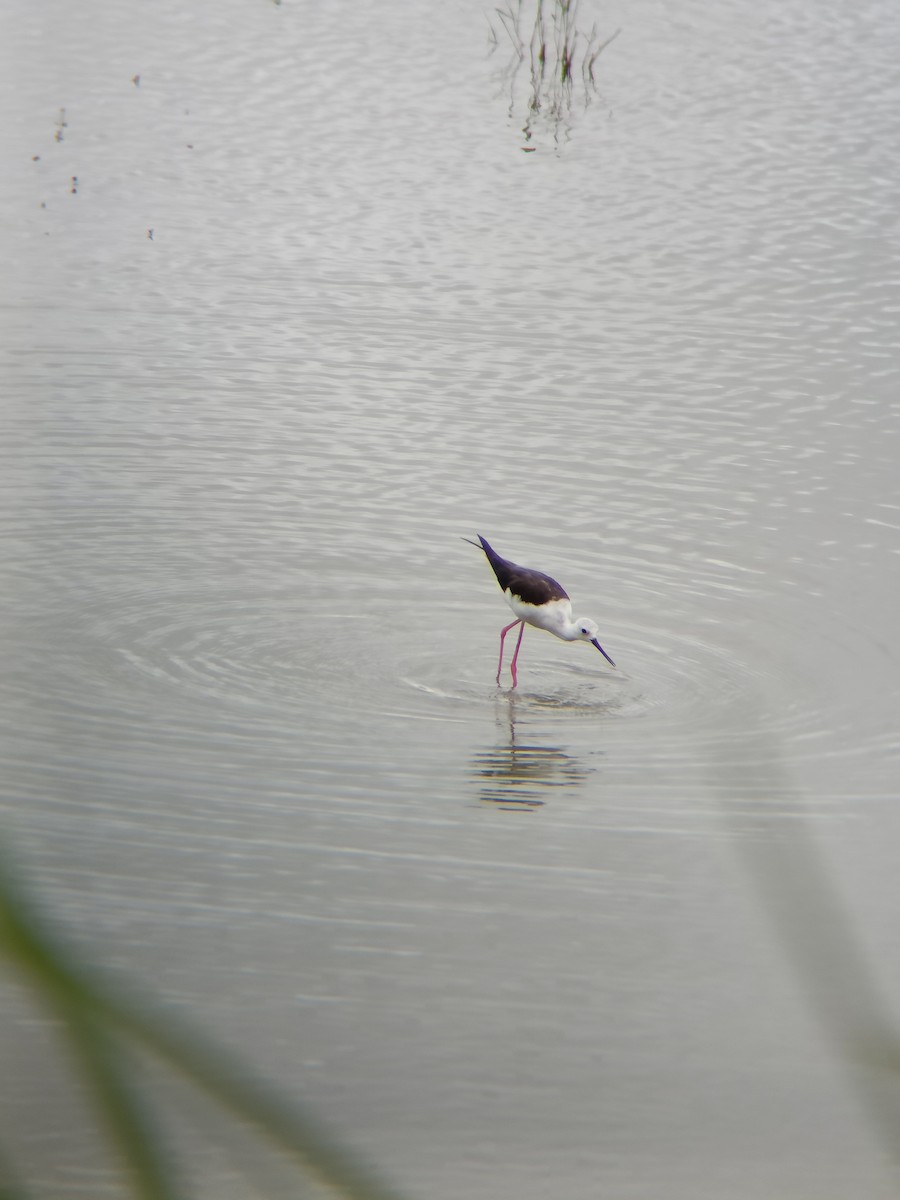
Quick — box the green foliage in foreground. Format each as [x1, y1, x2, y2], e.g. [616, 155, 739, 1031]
[0, 849, 413, 1200]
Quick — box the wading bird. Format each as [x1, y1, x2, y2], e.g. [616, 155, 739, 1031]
[464, 534, 616, 688]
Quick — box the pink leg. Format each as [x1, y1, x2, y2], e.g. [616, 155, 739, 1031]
[497, 619, 523, 686]
[508, 621, 526, 688]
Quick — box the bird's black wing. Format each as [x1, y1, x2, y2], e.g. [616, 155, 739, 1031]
[465, 535, 569, 605]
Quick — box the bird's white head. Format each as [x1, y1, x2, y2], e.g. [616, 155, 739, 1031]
[573, 617, 600, 642]
[571, 617, 616, 667]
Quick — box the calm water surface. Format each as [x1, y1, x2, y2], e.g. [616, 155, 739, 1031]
[2, 0, 900, 1196]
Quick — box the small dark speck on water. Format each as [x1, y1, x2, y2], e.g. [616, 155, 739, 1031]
[147, 229, 154, 240]
[132, 74, 141, 87]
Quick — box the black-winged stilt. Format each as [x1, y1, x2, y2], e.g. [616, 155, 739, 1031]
[464, 534, 616, 688]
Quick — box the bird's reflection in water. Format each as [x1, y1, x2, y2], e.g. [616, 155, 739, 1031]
[471, 695, 592, 812]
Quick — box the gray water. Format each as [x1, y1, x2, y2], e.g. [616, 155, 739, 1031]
[2, 0, 900, 1195]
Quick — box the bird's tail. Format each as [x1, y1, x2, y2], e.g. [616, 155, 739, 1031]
[463, 535, 511, 587]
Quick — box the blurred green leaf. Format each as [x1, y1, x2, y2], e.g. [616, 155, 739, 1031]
[0, 848, 413, 1200]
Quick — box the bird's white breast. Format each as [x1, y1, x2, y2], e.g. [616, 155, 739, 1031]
[505, 592, 573, 638]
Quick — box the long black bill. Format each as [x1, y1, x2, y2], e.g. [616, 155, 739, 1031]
[592, 638, 616, 668]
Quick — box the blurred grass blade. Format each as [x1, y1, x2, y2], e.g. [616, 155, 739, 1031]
[0, 1136, 35, 1200]
[0, 849, 414, 1200]
[59, 1006, 184, 1200]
